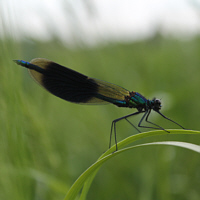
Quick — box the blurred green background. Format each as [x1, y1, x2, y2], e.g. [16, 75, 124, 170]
[1, 1, 200, 200]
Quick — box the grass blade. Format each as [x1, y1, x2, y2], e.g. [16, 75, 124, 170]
[64, 129, 200, 200]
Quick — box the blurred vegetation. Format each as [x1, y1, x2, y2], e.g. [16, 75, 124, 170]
[1, 35, 200, 200]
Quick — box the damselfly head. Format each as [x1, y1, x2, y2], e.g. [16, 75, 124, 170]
[151, 98, 162, 111]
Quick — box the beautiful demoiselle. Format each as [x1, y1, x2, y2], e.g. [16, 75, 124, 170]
[14, 58, 184, 151]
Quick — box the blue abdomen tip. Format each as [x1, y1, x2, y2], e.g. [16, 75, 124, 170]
[13, 60, 30, 67]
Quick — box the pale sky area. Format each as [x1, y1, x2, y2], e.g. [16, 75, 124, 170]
[1, 0, 200, 45]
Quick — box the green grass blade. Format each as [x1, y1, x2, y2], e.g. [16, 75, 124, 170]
[64, 129, 200, 200]
[101, 129, 200, 157]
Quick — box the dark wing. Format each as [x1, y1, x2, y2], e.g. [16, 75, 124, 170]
[28, 58, 130, 104]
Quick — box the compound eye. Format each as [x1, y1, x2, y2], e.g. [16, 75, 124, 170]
[155, 99, 160, 104]
[154, 99, 161, 109]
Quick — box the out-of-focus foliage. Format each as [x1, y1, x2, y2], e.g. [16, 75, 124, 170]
[1, 36, 200, 200]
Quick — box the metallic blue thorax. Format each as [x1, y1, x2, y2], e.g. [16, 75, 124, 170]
[107, 91, 149, 109]
[128, 92, 147, 108]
